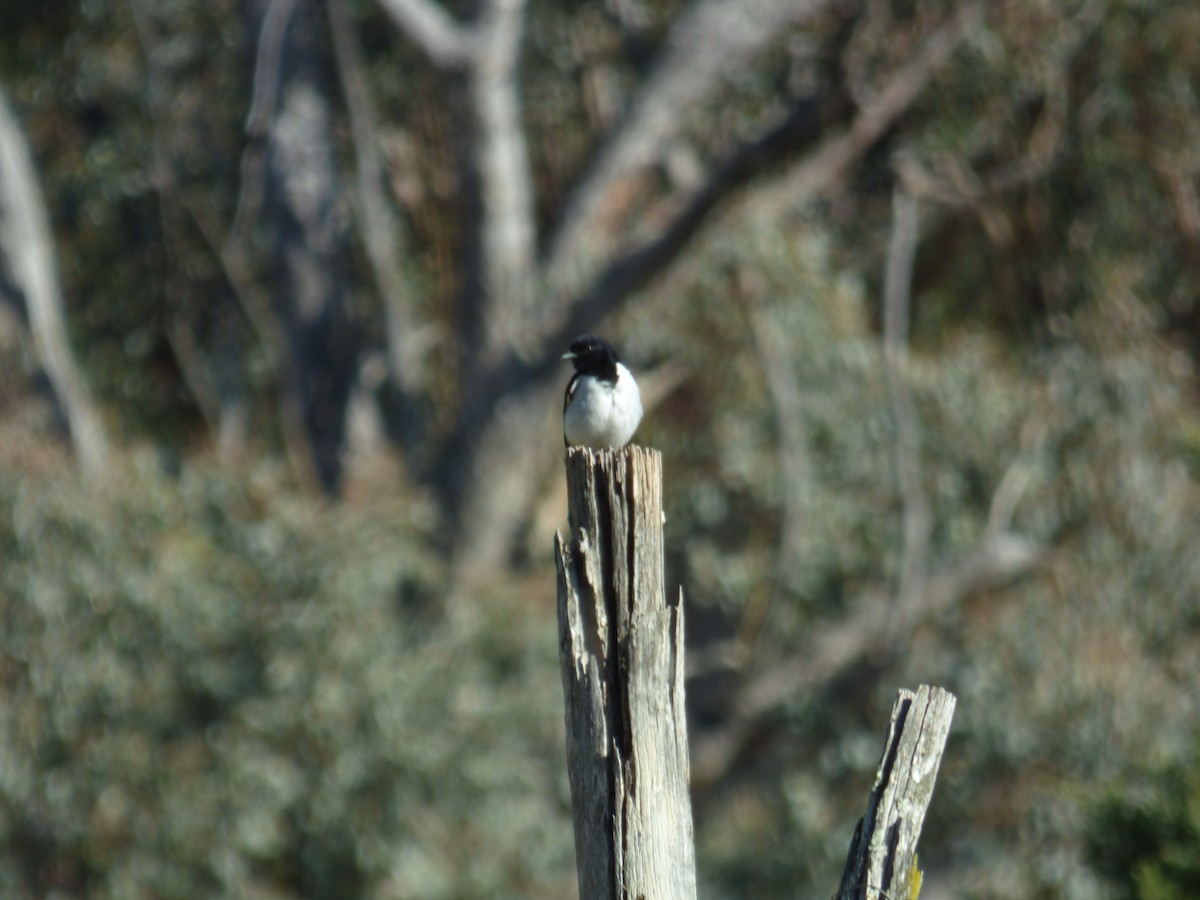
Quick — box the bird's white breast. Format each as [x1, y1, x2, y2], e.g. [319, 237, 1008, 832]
[564, 363, 644, 448]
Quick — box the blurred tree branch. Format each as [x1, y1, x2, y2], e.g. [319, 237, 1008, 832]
[745, 2, 981, 224]
[0, 85, 108, 479]
[129, 0, 250, 457]
[393, 0, 981, 579]
[375, 0, 474, 69]
[379, 0, 534, 378]
[731, 274, 817, 664]
[543, 0, 843, 289]
[541, 91, 852, 352]
[748, 287, 813, 595]
[690, 121, 1054, 789]
[688, 162, 1043, 792]
[328, 0, 425, 456]
[232, 0, 295, 246]
[691, 454, 1044, 791]
[882, 188, 929, 623]
[466, 0, 536, 372]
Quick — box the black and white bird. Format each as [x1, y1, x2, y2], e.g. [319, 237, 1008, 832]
[562, 335, 644, 449]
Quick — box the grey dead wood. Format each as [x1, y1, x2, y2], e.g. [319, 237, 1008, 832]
[836, 685, 956, 900]
[555, 445, 697, 900]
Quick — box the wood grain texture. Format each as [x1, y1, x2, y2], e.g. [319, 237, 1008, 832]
[555, 446, 697, 900]
[836, 685, 957, 900]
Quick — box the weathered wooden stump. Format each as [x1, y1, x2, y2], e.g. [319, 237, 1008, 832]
[554, 445, 697, 900]
[835, 685, 957, 899]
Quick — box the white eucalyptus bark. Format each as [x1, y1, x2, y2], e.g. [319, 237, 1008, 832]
[469, 0, 535, 364]
[376, 0, 534, 370]
[0, 86, 108, 479]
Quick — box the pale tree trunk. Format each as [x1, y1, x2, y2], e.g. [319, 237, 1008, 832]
[0, 84, 108, 479]
[376, 0, 535, 388]
[465, 0, 534, 372]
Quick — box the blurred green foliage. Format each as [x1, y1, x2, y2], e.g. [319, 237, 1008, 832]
[10, 214, 1190, 896]
[1086, 745, 1200, 900]
[627, 216, 1200, 898]
[0, 461, 574, 898]
[2, 0, 251, 440]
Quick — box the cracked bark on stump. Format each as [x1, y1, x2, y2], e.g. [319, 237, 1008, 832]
[554, 446, 697, 900]
[836, 685, 956, 900]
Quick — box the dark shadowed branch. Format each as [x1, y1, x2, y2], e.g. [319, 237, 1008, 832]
[746, 2, 980, 223]
[539, 91, 852, 354]
[543, 0, 842, 288]
[542, 1, 974, 358]
[252, 0, 357, 493]
[374, 0, 473, 69]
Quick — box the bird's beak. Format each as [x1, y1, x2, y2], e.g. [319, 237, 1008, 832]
[561, 351, 575, 361]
